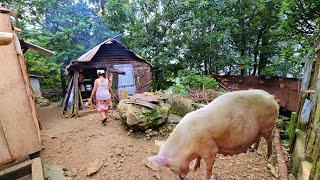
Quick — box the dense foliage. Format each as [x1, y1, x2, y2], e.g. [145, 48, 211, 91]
[2, 0, 319, 91]
[169, 70, 219, 95]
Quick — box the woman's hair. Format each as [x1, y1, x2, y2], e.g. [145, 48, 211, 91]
[97, 69, 106, 77]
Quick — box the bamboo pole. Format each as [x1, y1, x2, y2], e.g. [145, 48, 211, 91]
[274, 129, 289, 180]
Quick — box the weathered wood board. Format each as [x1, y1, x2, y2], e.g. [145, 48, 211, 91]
[0, 8, 41, 165]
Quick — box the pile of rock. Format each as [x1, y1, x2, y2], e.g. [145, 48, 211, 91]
[118, 92, 199, 140]
[34, 94, 50, 107]
[117, 93, 170, 130]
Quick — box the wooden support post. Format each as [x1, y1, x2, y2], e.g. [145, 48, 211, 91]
[74, 71, 79, 117]
[289, 112, 298, 152]
[67, 78, 75, 117]
[61, 76, 73, 113]
[79, 89, 83, 110]
[31, 157, 44, 180]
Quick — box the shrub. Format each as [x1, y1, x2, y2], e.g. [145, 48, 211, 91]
[169, 70, 219, 95]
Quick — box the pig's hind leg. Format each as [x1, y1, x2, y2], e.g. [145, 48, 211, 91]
[249, 135, 262, 152]
[262, 131, 273, 158]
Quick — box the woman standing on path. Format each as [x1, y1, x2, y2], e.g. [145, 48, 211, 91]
[89, 69, 114, 124]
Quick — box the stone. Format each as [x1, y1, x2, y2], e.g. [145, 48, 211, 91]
[297, 161, 312, 180]
[267, 163, 279, 178]
[145, 129, 153, 134]
[154, 173, 161, 180]
[118, 100, 171, 130]
[43, 165, 72, 180]
[86, 159, 103, 176]
[115, 148, 123, 156]
[291, 130, 307, 175]
[168, 114, 183, 124]
[167, 95, 194, 116]
[68, 168, 77, 177]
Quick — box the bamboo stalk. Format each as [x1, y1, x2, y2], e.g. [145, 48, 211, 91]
[274, 129, 289, 180]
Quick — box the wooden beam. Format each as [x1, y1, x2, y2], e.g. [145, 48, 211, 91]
[61, 76, 73, 113]
[74, 71, 79, 117]
[31, 158, 44, 180]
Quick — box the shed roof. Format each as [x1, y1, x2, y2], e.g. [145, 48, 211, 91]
[20, 39, 55, 57]
[65, 39, 152, 74]
[29, 74, 44, 79]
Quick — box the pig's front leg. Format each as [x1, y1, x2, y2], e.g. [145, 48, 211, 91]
[201, 146, 218, 180]
[193, 156, 201, 171]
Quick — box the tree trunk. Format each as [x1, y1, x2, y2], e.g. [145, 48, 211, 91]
[239, 18, 246, 76]
[258, 34, 269, 76]
[252, 29, 263, 76]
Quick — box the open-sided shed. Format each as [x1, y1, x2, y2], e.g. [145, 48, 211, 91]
[62, 39, 152, 116]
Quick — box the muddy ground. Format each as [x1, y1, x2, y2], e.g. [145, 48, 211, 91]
[39, 103, 277, 180]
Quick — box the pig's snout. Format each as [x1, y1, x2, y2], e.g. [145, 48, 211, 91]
[178, 174, 188, 180]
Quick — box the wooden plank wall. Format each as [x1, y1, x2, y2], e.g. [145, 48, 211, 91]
[79, 42, 152, 93]
[0, 8, 41, 164]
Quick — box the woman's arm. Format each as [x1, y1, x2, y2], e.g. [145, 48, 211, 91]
[89, 79, 98, 101]
[109, 80, 115, 100]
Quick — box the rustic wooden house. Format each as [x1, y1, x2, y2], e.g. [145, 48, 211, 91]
[62, 39, 152, 116]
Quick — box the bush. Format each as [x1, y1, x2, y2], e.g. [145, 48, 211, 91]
[168, 70, 219, 95]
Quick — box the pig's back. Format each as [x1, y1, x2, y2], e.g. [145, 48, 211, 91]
[197, 89, 278, 126]
[184, 90, 278, 153]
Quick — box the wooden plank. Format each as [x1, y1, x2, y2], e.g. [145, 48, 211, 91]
[74, 71, 79, 116]
[0, 122, 13, 164]
[31, 157, 44, 180]
[0, 10, 41, 162]
[125, 100, 156, 109]
[0, 160, 31, 180]
[61, 76, 73, 113]
[79, 88, 84, 110]
[17, 50, 42, 133]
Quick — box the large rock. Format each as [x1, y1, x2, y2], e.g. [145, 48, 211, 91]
[297, 161, 312, 180]
[167, 95, 194, 116]
[291, 129, 307, 175]
[117, 100, 170, 130]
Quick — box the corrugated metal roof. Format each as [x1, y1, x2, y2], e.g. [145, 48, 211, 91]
[76, 39, 152, 66]
[65, 39, 152, 74]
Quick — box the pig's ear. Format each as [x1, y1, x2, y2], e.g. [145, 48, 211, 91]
[147, 156, 167, 167]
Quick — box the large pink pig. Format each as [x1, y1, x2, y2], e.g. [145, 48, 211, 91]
[148, 90, 279, 179]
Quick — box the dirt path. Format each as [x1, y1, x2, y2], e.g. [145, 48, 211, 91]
[39, 104, 275, 180]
